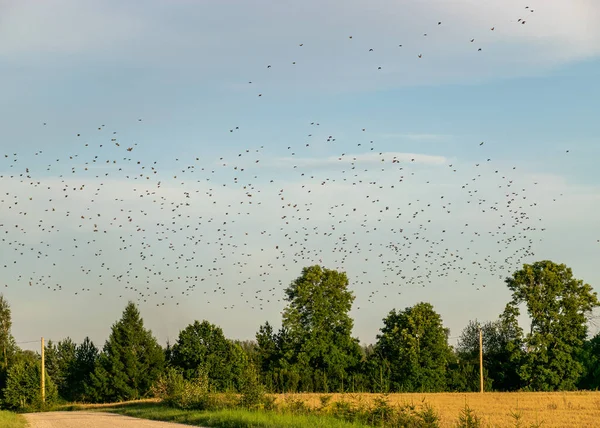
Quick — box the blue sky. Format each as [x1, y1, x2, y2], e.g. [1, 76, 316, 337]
[1, 0, 599, 351]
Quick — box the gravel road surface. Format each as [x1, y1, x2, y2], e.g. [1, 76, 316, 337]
[23, 411, 202, 428]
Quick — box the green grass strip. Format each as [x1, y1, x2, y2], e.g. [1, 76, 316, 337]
[103, 402, 370, 428]
[0, 410, 28, 428]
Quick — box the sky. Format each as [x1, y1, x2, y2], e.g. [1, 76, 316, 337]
[1, 0, 599, 352]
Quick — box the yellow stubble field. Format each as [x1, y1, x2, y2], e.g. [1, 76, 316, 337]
[274, 392, 600, 428]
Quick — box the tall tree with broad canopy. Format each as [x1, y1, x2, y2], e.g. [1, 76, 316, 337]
[505, 261, 599, 391]
[375, 302, 453, 392]
[88, 302, 164, 402]
[170, 320, 248, 391]
[281, 265, 362, 392]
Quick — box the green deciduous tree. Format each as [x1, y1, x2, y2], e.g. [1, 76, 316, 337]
[374, 302, 452, 392]
[88, 302, 165, 402]
[235, 340, 259, 367]
[0, 295, 13, 370]
[364, 348, 392, 393]
[2, 350, 58, 410]
[0, 295, 19, 398]
[505, 260, 599, 391]
[170, 320, 248, 391]
[455, 306, 524, 391]
[280, 265, 362, 392]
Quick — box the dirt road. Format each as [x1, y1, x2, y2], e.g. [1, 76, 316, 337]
[23, 411, 202, 428]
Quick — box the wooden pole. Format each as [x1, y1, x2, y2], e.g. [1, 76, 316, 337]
[479, 328, 484, 393]
[41, 337, 45, 404]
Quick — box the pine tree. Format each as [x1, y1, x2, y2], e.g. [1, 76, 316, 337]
[87, 302, 164, 402]
[44, 338, 77, 400]
[69, 337, 99, 402]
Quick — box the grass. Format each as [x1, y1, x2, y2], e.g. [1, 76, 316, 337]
[94, 402, 371, 428]
[60, 391, 600, 428]
[0, 410, 27, 428]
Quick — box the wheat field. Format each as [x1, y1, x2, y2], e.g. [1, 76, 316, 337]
[273, 392, 600, 428]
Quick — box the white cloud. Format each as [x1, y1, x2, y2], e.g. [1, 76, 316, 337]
[0, 1, 147, 57]
[1, 0, 599, 89]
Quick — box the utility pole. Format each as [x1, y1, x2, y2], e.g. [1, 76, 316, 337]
[479, 328, 484, 393]
[41, 337, 45, 404]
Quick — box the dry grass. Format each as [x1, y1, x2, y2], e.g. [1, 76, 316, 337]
[57, 392, 600, 427]
[270, 392, 600, 428]
[56, 398, 160, 411]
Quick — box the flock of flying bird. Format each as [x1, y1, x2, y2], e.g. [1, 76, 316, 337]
[1, 3, 593, 312]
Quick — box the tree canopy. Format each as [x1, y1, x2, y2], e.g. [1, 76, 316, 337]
[170, 320, 248, 391]
[374, 302, 453, 392]
[88, 302, 165, 401]
[280, 265, 362, 392]
[44, 338, 77, 401]
[1, 262, 599, 410]
[2, 350, 58, 410]
[69, 337, 99, 402]
[456, 306, 524, 391]
[505, 260, 599, 391]
[0, 295, 13, 370]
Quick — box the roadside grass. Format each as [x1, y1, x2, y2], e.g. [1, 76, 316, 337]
[0, 410, 27, 428]
[54, 398, 159, 412]
[93, 402, 371, 428]
[56, 391, 600, 427]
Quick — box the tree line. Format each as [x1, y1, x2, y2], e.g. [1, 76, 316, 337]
[0, 260, 599, 410]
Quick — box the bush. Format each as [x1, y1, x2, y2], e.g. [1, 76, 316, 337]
[327, 395, 440, 428]
[262, 394, 277, 410]
[455, 403, 482, 428]
[418, 403, 441, 427]
[151, 366, 211, 410]
[319, 394, 333, 409]
[331, 398, 360, 421]
[283, 395, 310, 414]
[367, 397, 440, 428]
[238, 363, 265, 409]
[152, 374, 442, 428]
